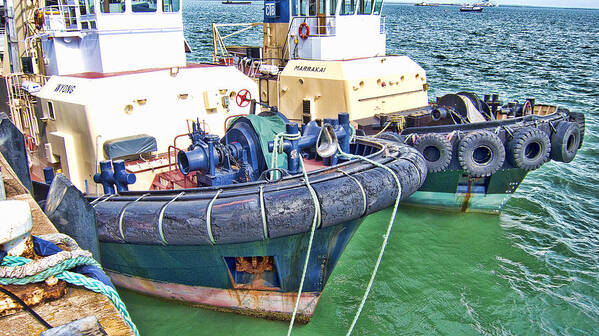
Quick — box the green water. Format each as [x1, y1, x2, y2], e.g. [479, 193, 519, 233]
[118, 3, 599, 335]
[119, 207, 596, 335]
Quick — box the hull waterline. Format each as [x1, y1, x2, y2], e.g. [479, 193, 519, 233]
[100, 218, 362, 322]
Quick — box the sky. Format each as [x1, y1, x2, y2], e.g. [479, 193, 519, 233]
[388, 0, 599, 9]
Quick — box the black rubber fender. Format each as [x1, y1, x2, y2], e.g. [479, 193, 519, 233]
[507, 127, 550, 170]
[375, 131, 404, 143]
[550, 121, 580, 163]
[458, 131, 506, 177]
[93, 141, 427, 245]
[412, 133, 453, 173]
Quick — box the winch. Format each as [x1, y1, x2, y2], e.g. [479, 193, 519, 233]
[177, 112, 352, 187]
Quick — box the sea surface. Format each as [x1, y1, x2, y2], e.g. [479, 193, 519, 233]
[119, 3, 599, 335]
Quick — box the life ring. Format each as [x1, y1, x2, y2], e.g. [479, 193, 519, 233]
[298, 22, 310, 40]
[413, 133, 453, 173]
[550, 121, 580, 163]
[507, 127, 550, 170]
[457, 131, 505, 177]
[236, 89, 252, 107]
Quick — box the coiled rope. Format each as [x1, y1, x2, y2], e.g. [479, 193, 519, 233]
[0, 236, 139, 336]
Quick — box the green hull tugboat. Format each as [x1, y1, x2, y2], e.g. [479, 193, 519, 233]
[373, 93, 584, 213]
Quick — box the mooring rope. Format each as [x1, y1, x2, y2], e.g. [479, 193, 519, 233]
[0, 254, 139, 336]
[273, 130, 322, 336]
[337, 147, 402, 336]
[270, 131, 301, 180]
[276, 130, 401, 335]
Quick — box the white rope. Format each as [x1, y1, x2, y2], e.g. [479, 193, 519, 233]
[118, 194, 149, 242]
[206, 189, 223, 245]
[91, 194, 116, 207]
[259, 185, 269, 240]
[286, 135, 321, 336]
[338, 148, 403, 336]
[157, 191, 185, 245]
[337, 169, 367, 216]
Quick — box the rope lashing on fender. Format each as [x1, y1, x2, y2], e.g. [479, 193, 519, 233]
[259, 185, 269, 240]
[206, 189, 224, 245]
[337, 143, 403, 336]
[119, 193, 150, 242]
[0, 235, 139, 336]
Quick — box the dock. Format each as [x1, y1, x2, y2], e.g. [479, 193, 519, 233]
[0, 152, 135, 335]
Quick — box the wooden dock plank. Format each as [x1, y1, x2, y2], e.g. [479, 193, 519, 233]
[0, 153, 135, 336]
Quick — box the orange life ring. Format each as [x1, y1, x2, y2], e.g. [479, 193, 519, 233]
[298, 22, 310, 40]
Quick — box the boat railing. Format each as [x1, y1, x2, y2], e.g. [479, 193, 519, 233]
[280, 15, 336, 60]
[212, 22, 262, 63]
[4, 73, 50, 147]
[42, 5, 83, 32]
[288, 16, 338, 39]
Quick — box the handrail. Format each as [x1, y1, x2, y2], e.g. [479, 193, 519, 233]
[42, 4, 88, 32]
[283, 15, 337, 61]
[211, 22, 262, 63]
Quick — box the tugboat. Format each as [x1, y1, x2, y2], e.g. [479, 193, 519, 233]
[1, 0, 427, 322]
[460, 5, 484, 12]
[222, 0, 252, 4]
[210, 0, 584, 213]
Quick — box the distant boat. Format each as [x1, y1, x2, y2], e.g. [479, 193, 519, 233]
[460, 5, 483, 12]
[415, 2, 440, 6]
[222, 0, 251, 4]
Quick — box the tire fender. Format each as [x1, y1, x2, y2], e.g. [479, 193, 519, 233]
[507, 127, 551, 170]
[458, 131, 505, 177]
[550, 121, 580, 163]
[412, 133, 453, 173]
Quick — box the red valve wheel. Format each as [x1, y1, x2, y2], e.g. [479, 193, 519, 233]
[236, 89, 252, 107]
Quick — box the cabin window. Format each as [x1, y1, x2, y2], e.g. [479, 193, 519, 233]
[358, 0, 373, 14]
[132, 0, 157, 12]
[78, 0, 95, 15]
[373, 0, 383, 14]
[163, 0, 180, 12]
[79, 0, 87, 15]
[308, 0, 316, 15]
[47, 102, 55, 120]
[330, 0, 337, 15]
[340, 0, 355, 15]
[300, 0, 307, 15]
[100, 0, 125, 13]
[318, 0, 326, 14]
